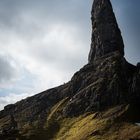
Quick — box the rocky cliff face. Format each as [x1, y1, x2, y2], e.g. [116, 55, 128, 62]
[88, 0, 124, 62]
[0, 0, 140, 139]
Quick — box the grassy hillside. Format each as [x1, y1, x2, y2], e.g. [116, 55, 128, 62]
[18, 98, 140, 140]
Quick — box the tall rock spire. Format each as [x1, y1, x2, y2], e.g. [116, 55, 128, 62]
[88, 0, 124, 63]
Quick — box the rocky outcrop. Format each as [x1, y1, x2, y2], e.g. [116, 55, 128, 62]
[0, 0, 140, 139]
[62, 0, 139, 117]
[63, 53, 138, 117]
[88, 0, 124, 62]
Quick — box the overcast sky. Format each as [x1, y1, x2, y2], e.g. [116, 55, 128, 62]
[0, 0, 139, 110]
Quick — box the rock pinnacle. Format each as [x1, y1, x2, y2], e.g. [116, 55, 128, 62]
[88, 0, 124, 62]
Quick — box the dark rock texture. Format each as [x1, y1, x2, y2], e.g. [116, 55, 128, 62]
[0, 0, 140, 139]
[88, 0, 124, 62]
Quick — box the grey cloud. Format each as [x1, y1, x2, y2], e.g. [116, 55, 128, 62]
[34, 47, 87, 72]
[0, 0, 92, 41]
[0, 54, 19, 84]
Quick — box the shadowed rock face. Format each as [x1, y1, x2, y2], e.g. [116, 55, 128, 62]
[0, 0, 140, 139]
[62, 0, 138, 117]
[88, 0, 124, 62]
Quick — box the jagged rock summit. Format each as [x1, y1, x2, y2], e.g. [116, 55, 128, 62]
[89, 0, 124, 62]
[0, 0, 140, 139]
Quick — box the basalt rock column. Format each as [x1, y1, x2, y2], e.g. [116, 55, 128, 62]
[88, 0, 124, 62]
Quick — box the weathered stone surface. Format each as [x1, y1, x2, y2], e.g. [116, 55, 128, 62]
[88, 0, 124, 62]
[0, 0, 140, 139]
[63, 53, 138, 117]
[137, 62, 140, 68]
